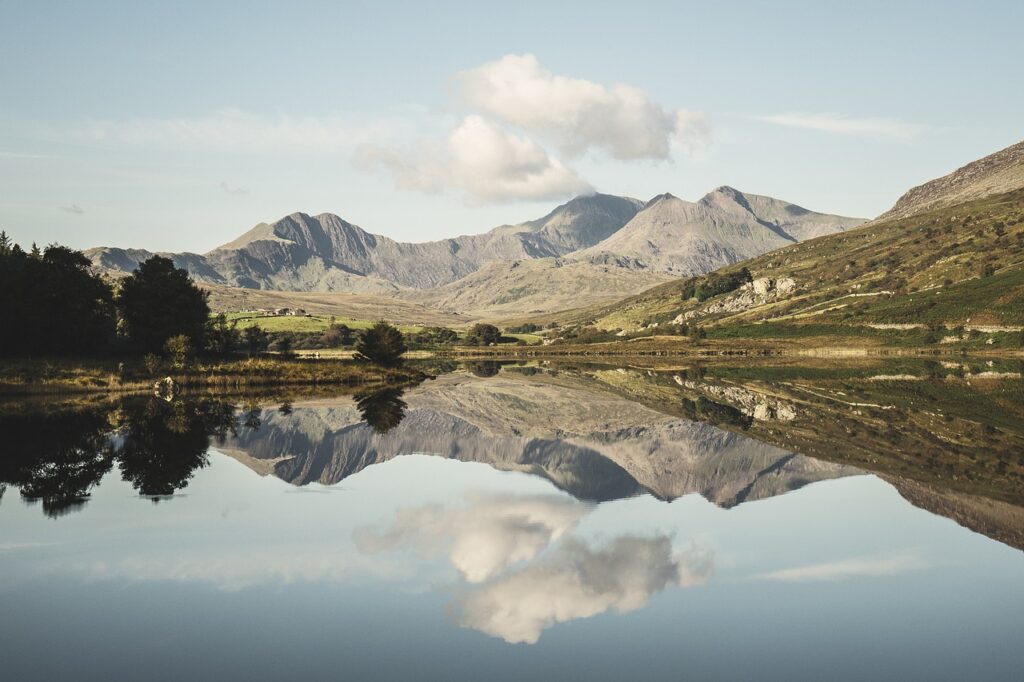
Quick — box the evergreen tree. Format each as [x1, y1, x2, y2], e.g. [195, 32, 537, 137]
[354, 321, 407, 366]
[0, 240, 115, 356]
[118, 256, 209, 353]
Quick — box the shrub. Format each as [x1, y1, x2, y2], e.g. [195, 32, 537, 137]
[205, 314, 240, 356]
[242, 326, 269, 357]
[681, 268, 753, 302]
[164, 335, 193, 370]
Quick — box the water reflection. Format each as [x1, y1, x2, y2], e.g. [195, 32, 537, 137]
[224, 372, 858, 507]
[0, 409, 114, 517]
[117, 399, 238, 499]
[354, 387, 408, 434]
[0, 397, 242, 513]
[356, 491, 713, 643]
[1, 362, 1023, 677]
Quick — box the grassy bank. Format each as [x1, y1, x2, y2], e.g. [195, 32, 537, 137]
[432, 334, 1024, 359]
[0, 356, 424, 396]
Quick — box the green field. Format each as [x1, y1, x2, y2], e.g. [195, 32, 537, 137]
[224, 312, 426, 335]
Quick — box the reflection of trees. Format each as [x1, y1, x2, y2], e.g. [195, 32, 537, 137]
[117, 398, 238, 499]
[0, 409, 115, 517]
[355, 388, 407, 434]
[466, 361, 502, 378]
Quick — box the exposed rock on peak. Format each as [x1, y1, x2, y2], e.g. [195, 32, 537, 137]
[574, 188, 864, 276]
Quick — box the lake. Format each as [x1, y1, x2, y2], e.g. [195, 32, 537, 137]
[2, 359, 1023, 681]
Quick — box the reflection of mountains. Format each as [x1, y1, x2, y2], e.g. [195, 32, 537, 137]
[220, 373, 859, 506]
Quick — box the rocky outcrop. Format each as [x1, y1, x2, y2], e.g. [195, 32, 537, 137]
[674, 378, 798, 422]
[674, 276, 798, 323]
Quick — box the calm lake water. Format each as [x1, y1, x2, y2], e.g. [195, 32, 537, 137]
[2, 361, 1023, 681]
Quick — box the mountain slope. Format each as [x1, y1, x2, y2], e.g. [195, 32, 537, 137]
[404, 257, 671, 316]
[577, 189, 1024, 335]
[878, 139, 1024, 221]
[574, 187, 865, 276]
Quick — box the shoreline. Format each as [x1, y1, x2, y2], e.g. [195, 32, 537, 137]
[0, 357, 425, 397]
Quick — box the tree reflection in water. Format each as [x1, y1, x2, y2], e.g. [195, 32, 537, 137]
[117, 398, 238, 500]
[0, 409, 115, 517]
[0, 396, 242, 515]
[355, 388, 408, 434]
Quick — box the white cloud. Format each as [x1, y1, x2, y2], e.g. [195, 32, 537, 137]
[0, 150, 57, 160]
[71, 109, 389, 153]
[455, 536, 713, 644]
[457, 54, 710, 160]
[354, 492, 590, 582]
[354, 115, 592, 204]
[754, 112, 930, 139]
[218, 181, 249, 196]
[356, 492, 713, 644]
[752, 551, 928, 582]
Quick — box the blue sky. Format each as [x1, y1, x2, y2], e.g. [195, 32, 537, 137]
[1, 0, 1021, 251]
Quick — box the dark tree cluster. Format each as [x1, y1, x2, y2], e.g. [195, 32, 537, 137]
[464, 323, 502, 346]
[0, 396, 243, 516]
[0, 234, 216, 359]
[118, 255, 211, 353]
[505, 322, 540, 333]
[0, 233, 116, 356]
[407, 326, 459, 347]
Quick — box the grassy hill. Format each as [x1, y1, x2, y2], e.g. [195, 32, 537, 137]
[551, 189, 1024, 346]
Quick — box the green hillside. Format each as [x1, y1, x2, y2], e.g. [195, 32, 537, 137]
[568, 189, 1024, 344]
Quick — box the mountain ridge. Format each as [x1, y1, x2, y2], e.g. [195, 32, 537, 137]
[84, 187, 862, 316]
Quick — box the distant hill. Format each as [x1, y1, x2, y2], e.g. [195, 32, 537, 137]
[878, 140, 1024, 221]
[574, 187, 864, 276]
[563, 140, 1024, 337]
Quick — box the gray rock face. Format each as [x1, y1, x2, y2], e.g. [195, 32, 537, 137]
[574, 186, 864, 276]
[87, 193, 644, 291]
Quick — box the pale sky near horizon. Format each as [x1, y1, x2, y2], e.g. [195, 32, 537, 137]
[1, 0, 1021, 252]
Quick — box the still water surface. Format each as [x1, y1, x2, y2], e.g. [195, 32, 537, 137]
[2, 363, 1022, 680]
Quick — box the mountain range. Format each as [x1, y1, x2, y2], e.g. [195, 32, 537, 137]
[85, 187, 864, 315]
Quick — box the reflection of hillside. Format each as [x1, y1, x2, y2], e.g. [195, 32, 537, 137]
[220, 373, 860, 507]
[355, 491, 713, 644]
[564, 362, 1024, 549]
[884, 476, 1024, 551]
